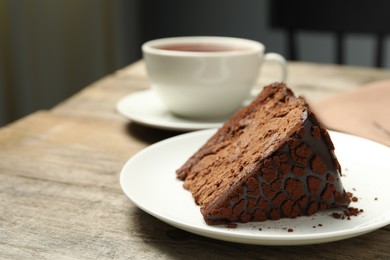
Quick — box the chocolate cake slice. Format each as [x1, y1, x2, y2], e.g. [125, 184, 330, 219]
[176, 83, 350, 225]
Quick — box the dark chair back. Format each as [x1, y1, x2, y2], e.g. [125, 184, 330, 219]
[270, 0, 390, 67]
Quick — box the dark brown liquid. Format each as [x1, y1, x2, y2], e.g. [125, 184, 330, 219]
[156, 43, 246, 52]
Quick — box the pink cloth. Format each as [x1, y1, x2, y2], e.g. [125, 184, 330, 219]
[310, 80, 390, 146]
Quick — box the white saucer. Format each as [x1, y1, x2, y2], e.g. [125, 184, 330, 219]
[120, 129, 390, 245]
[116, 90, 227, 131]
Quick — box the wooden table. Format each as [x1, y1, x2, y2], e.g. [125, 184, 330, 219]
[1, 61, 389, 259]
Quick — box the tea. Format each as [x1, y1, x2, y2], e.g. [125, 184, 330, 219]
[156, 43, 246, 52]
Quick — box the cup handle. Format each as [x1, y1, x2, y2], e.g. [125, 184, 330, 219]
[249, 52, 288, 98]
[263, 52, 287, 82]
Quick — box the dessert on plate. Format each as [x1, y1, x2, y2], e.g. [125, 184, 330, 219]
[176, 82, 351, 225]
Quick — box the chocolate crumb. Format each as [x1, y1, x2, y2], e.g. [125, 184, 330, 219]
[259, 228, 262, 231]
[226, 223, 237, 228]
[345, 207, 361, 217]
[374, 197, 378, 201]
[332, 212, 341, 219]
[352, 197, 358, 202]
[332, 207, 363, 220]
[318, 224, 323, 227]
[287, 228, 294, 232]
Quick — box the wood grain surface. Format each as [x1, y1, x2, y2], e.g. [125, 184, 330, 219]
[1, 61, 389, 259]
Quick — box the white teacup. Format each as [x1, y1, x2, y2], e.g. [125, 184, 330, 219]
[142, 36, 287, 119]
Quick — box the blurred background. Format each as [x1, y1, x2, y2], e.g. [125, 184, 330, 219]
[1, 0, 389, 126]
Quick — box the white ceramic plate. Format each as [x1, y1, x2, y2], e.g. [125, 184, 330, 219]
[120, 129, 390, 245]
[116, 90, 227, 131]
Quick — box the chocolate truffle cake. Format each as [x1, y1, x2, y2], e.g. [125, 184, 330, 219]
[176, 83, 350, 225]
